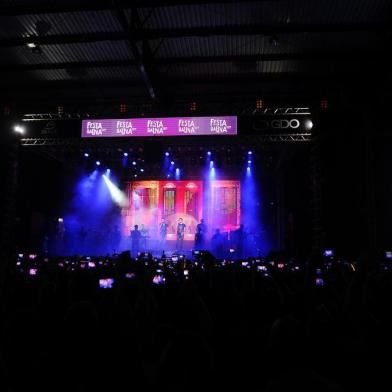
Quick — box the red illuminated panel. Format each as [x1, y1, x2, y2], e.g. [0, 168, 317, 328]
[123, 180, 239, 240]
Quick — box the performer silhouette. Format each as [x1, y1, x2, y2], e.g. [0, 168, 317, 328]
[196, 218, 207, 249]
[176, 218, 186, 251]
[159, 218, 168, 251]
[131, 225, 141, 257]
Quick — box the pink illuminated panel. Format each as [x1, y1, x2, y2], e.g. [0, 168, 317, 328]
[82, 116, 237, 137]
[122, 180, 240, 241]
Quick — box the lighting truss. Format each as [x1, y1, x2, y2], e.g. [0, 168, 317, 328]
[20, 133, 312, 147]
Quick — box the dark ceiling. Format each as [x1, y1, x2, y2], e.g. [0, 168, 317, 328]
[0, 0, 391, 116]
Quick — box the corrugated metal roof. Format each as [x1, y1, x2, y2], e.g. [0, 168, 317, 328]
[157, 61, 295, 79]
[157, 59, 357, 80]
[2, 65, 139, 82]
[150, 31, 384, 58]
[0, 10, 122, 38]
[139, 0, 392, 29]
[0, 41, 132, 65]
[0, 0, 389, 100]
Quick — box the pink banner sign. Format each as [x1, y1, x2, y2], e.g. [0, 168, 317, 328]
[81, 116, 237, 137]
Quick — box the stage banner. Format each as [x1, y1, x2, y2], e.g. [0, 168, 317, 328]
[81, 116, 237, 138]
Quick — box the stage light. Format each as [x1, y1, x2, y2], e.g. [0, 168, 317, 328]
[134, 174, 137, 178]
[167, 174, 171, 178]
[207, 151, 211, 156]
[106, 168, 111, 175]
[210, 160, 214, 168]
[171, 161, 175, 165]
[175, 168, 180, 180]
[248, 160, 252, 164]
[248, 151, 252, 155]
[13, 125, 25, 134]
[58, 217, 63, 223]
[84, 153, 89, 157]
[27, 42, 37, 48]
[123, 152, 128, 157]
[247, 166, 251, 172]
[132, 161, 137, 165]
[102, 174, 128, 207]
[165, 152, 170, 156]
[305, 119, 313, 130]
[140, 168, 144, 172]
[96, 161, 101, 166]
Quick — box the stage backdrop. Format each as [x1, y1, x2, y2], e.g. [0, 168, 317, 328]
[122, 180, 240, 241]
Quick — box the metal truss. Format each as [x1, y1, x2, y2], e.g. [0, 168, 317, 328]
[22, 113, 83, 121]
[253, 107, 311, 115]
[21, 107, 312, 122]
[254, 134, 312, 142]
[20, 138, 81, 146]
[20, 133, 311, 147]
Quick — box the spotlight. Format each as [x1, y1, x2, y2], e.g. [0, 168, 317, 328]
[167, 174, 171, 178]
[248, 160, 252, 164]
[140, 168, 144, 172]
[102, 174, 128, 207]
[96, 161, 101, 166]
[132, 161, 137, 165]
[209, 167, 216, 179]
[27, 42, 37, 48]
[207, 151, 211, 156]
[123, 152, 128, 157]
[247, 166, 251, 172]
[210, 161, 214, 168]
[106, 168, 111, 174]
[305, 119, 313, 131]
[248, 151, 252, 155]
[84, 153, 89, 157]
[171, 161, 175, 165]
[134, 174, 137, 178]
[58, 217, 64, 223]
[165, 152, 170, 156]
[13, 125, 25, 135]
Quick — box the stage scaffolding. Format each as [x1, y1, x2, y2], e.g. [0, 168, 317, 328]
[1, 108, 321, 266]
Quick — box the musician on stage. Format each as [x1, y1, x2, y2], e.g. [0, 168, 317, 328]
[196, 218, 207, 249]
[140, 224, 149, 251]
[176, 218, 186, 251]
[130, 225, 141, 257]
[159, 218, 168, 250]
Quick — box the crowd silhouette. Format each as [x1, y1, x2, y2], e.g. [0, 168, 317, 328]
[0, 252, 391, 391]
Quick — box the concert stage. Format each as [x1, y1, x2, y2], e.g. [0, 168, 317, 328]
[124, 179, 240, 240]
[14, 110, 313, 259]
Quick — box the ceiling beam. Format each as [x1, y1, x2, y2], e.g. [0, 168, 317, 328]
[112, 6, 157, 100]
[0, 71, 371, 91]
[135, 22, 392, 39]
[0, 22, 390, 47]
[0, 1, 273, 15]
[0, 51, 387, 72]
